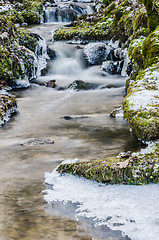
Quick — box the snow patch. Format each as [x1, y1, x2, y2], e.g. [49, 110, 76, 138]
[127, 67, 159, 111]
[44, 167, 159, 240]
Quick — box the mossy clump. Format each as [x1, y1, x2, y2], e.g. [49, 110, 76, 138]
[1, 0, 44, 25]
[0, 6, 42, 87]
[142, 26, 159, 67]
[21, 10, 41, 24]
[123, 64, 159, 140]
[0, 94, 17, 125]
[141, 0, 159, 31]
[57, 143, 159, 184]
[17, 29, 39, 52]
[128, 37, 145, 75]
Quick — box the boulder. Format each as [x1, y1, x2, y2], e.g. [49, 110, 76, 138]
[68, 80, 93, 90]
[45, 79, 56, 88]
[47, 46, 56, 59]
[102, 60, 123, 74]
[83, 42, 114, 65]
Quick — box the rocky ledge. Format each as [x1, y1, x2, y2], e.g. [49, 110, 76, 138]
[57, 142, 159, 184]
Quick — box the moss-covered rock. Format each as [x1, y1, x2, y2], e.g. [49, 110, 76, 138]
[140, 0, 159, 31]
[0, 94, 18, 126]
[123, 64, 159, 140]
[128, 37, 145, 75]
[57, 142, 159, 184]
[142, 26, 159, 67]
[0, 6, 47, 87]
[21, 10, 41, 24]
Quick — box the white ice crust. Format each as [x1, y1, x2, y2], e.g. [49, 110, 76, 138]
[44, 164, 159, 240]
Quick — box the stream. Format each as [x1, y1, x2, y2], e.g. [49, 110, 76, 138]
[0, 2, 159, 240]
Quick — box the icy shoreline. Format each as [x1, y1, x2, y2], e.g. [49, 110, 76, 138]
[44, 167, 159, 240]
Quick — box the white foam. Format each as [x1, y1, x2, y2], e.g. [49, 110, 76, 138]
[44, 167, 159, 240]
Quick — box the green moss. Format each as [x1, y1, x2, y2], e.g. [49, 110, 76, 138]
[0, 94, 17, 124]
[132, 9, 147, 32]
[17, 29, 38, 52]
[123, 65, 159, 140]
[21, 10, 40, 24]
[142, 26, 159, 67]
[57, 143, 159, 184]
[142, 0, 159, 31]
[128, 37, 145, 74]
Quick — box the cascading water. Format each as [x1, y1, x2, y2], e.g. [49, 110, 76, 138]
[0, 1, 157, 240]
[43, 0, 94, 22]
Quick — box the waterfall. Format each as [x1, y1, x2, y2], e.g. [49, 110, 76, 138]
[36, 36, 49, 77]
[43, 1, 94, 23]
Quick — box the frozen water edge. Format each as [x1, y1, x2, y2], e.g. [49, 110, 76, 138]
[44, 167, 159, 240]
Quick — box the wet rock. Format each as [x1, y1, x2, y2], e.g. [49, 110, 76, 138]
[102, 61, 116, 74]
[68, 80, 93, 91]
[63, 115, 89, 120]
[0, 94, 18, 126]
[45, 80, 56, 88]
[110, 107, 123, 118]
[63, 116, 73, 120]
[57, 142, 159, 184]
[41, 66, 49, 76]
[47, 46, 56, 60]
[83, 43, 114, 65]
[20, 138, 54, 146]
[118, 151, 132, 158]
[102, 60, 124, 75]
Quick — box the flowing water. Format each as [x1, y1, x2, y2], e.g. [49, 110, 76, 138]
[0, 10, 158, 240]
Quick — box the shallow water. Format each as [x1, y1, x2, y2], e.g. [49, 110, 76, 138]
[0, 22, 142, 240]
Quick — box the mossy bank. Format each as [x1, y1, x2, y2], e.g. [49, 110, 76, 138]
[0, 0, 48, 123]
[57, 142, 159, 184]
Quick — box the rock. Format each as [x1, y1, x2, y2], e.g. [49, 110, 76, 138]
[0, 94, 18, 126]
[57, 143, 159, 184]
[63, 116, 73, 120]
[0, 32, 9, 43]
[110, 107, 123, 118]
[68, 80, 93, 90]
[20, 138, 54, 146]
[102, 60, 116, 74]
[83, 43, 114, 65]
[102, 60, 124, 75]
[47, 46, 56, 59]
[41, 66, 49, 76]
[123, 64, 159, 140]
[45, 80, 56, 88]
